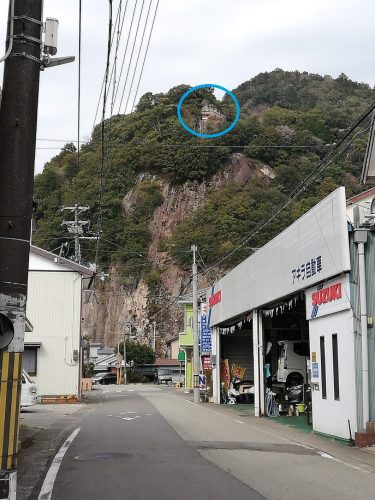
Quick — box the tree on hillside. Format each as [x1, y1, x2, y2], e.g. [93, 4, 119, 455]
[117, 341, 155, 372]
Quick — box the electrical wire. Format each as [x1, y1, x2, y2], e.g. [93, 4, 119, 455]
[95, 0, 113, 269]
[77, 0, 82, 172]
[35, 143, 324, 150]
[197, 247, 206, 271]
[112, 0, 139, 108]
[117, 0, 146, 114]
[111, 0, 124, 115]
[92, 0, 126, 128]
[123, 0, 153, 114]
[130, 0, 159, 113]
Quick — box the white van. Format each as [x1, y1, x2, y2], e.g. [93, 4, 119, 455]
[277, 340, 309, 384]
[21, 370, 38, 407]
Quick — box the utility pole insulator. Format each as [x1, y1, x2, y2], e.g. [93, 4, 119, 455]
[61, 205, 90, 263]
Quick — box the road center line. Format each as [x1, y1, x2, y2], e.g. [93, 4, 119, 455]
[38, 427, 80, 500]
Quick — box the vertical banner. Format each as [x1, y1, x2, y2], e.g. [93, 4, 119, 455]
[200, 315, 212, 355]
[0, 352, 22, 470]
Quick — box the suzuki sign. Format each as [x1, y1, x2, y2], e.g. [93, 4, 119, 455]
[306, 274, 351, 320]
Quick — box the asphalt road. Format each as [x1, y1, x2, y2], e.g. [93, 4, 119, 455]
[36, 385, 375, 500]
[47, 386, 263, 500]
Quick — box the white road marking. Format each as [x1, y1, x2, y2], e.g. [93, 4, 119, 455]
[122, 416, 141, 421]
[317, 451, 367, 471]
[38, 428, 80, 500]
[235, 420, 245, 424]
[146, 392, 374, 474]
[184, 399, 198, 405]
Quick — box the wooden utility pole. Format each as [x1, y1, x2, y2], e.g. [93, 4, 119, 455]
[0, 1, 43, 496]
[192, 245, 200, 404]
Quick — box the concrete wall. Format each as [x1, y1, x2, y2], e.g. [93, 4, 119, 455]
[25, 268, 82, 397]
[309, 308, 357, 439]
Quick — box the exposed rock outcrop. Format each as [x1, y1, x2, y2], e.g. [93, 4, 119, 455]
[83, 155, 274, 351]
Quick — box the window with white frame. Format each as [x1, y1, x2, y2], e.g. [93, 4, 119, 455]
[23, 347, 38, 375]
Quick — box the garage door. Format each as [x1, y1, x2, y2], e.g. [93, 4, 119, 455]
[221, 329, 253, 380]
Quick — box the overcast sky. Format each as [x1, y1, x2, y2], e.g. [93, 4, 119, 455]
[0, 0, 374, 174]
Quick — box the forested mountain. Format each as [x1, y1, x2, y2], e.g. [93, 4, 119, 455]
[33, 69, 374, 347]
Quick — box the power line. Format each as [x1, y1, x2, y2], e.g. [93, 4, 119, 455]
[92, 0, 126, 129]
[35, 143, 324, 150]
[130, 0, 159, 113]
[77, 0, 82, 172]
[112, 0, 139, 108]
[95, 0, 113, 268]
[123, 0, 153, 114]
[111, 0, 124, 115]
[118, 0, 146, 113]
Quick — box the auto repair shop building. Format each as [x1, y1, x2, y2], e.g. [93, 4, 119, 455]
[209, 187, 375, 443]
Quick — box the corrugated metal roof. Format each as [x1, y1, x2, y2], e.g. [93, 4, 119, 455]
[30, 245, 95, 276]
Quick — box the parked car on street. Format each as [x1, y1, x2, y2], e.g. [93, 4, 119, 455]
[21, 370, 38, 408]
[91, 372, 108, 385]
[98, 373, 117, 385]
[155, 368, 173, 385]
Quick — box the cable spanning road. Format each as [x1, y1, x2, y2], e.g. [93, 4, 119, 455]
[35, 385, 375, 500]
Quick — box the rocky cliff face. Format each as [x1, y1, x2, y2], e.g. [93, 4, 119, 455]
[82, 154, 273, 351]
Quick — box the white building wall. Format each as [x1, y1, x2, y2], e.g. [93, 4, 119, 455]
[309, 309, 357, 439]
[25, 270, 81, 396]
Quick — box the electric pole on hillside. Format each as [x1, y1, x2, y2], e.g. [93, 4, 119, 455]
[0, 2, 74, 497]
[61, 204, 90, 263]
[192, 245, 200, 404]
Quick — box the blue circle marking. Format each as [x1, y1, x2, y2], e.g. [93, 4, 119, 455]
[177, 83, 240, 139]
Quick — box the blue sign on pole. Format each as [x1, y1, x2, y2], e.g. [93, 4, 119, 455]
[200, 315, 212, 355]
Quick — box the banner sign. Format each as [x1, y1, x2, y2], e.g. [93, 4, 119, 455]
[200, 314, 212, 354]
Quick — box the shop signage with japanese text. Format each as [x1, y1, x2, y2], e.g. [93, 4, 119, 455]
[200, 315, 212, 354]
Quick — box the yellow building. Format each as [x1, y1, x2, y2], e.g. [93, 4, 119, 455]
[178, 300, 194, 389]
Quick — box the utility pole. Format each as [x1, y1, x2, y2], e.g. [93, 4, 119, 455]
[192, 245, 200, 404]
[61, 204, 90, 263]
[152, 321, 156, 351]
[123, 321, 127, 385]
[0, 2, 43, 497]
[0, 3, 74, 496]
[140, 319, 144, 343]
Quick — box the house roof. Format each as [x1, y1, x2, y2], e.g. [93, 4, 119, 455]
[30, 245, 95, 276]
[97, 347, 115, 356]
[154, 358, 181, 366]
[346, 187, 375, 205]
